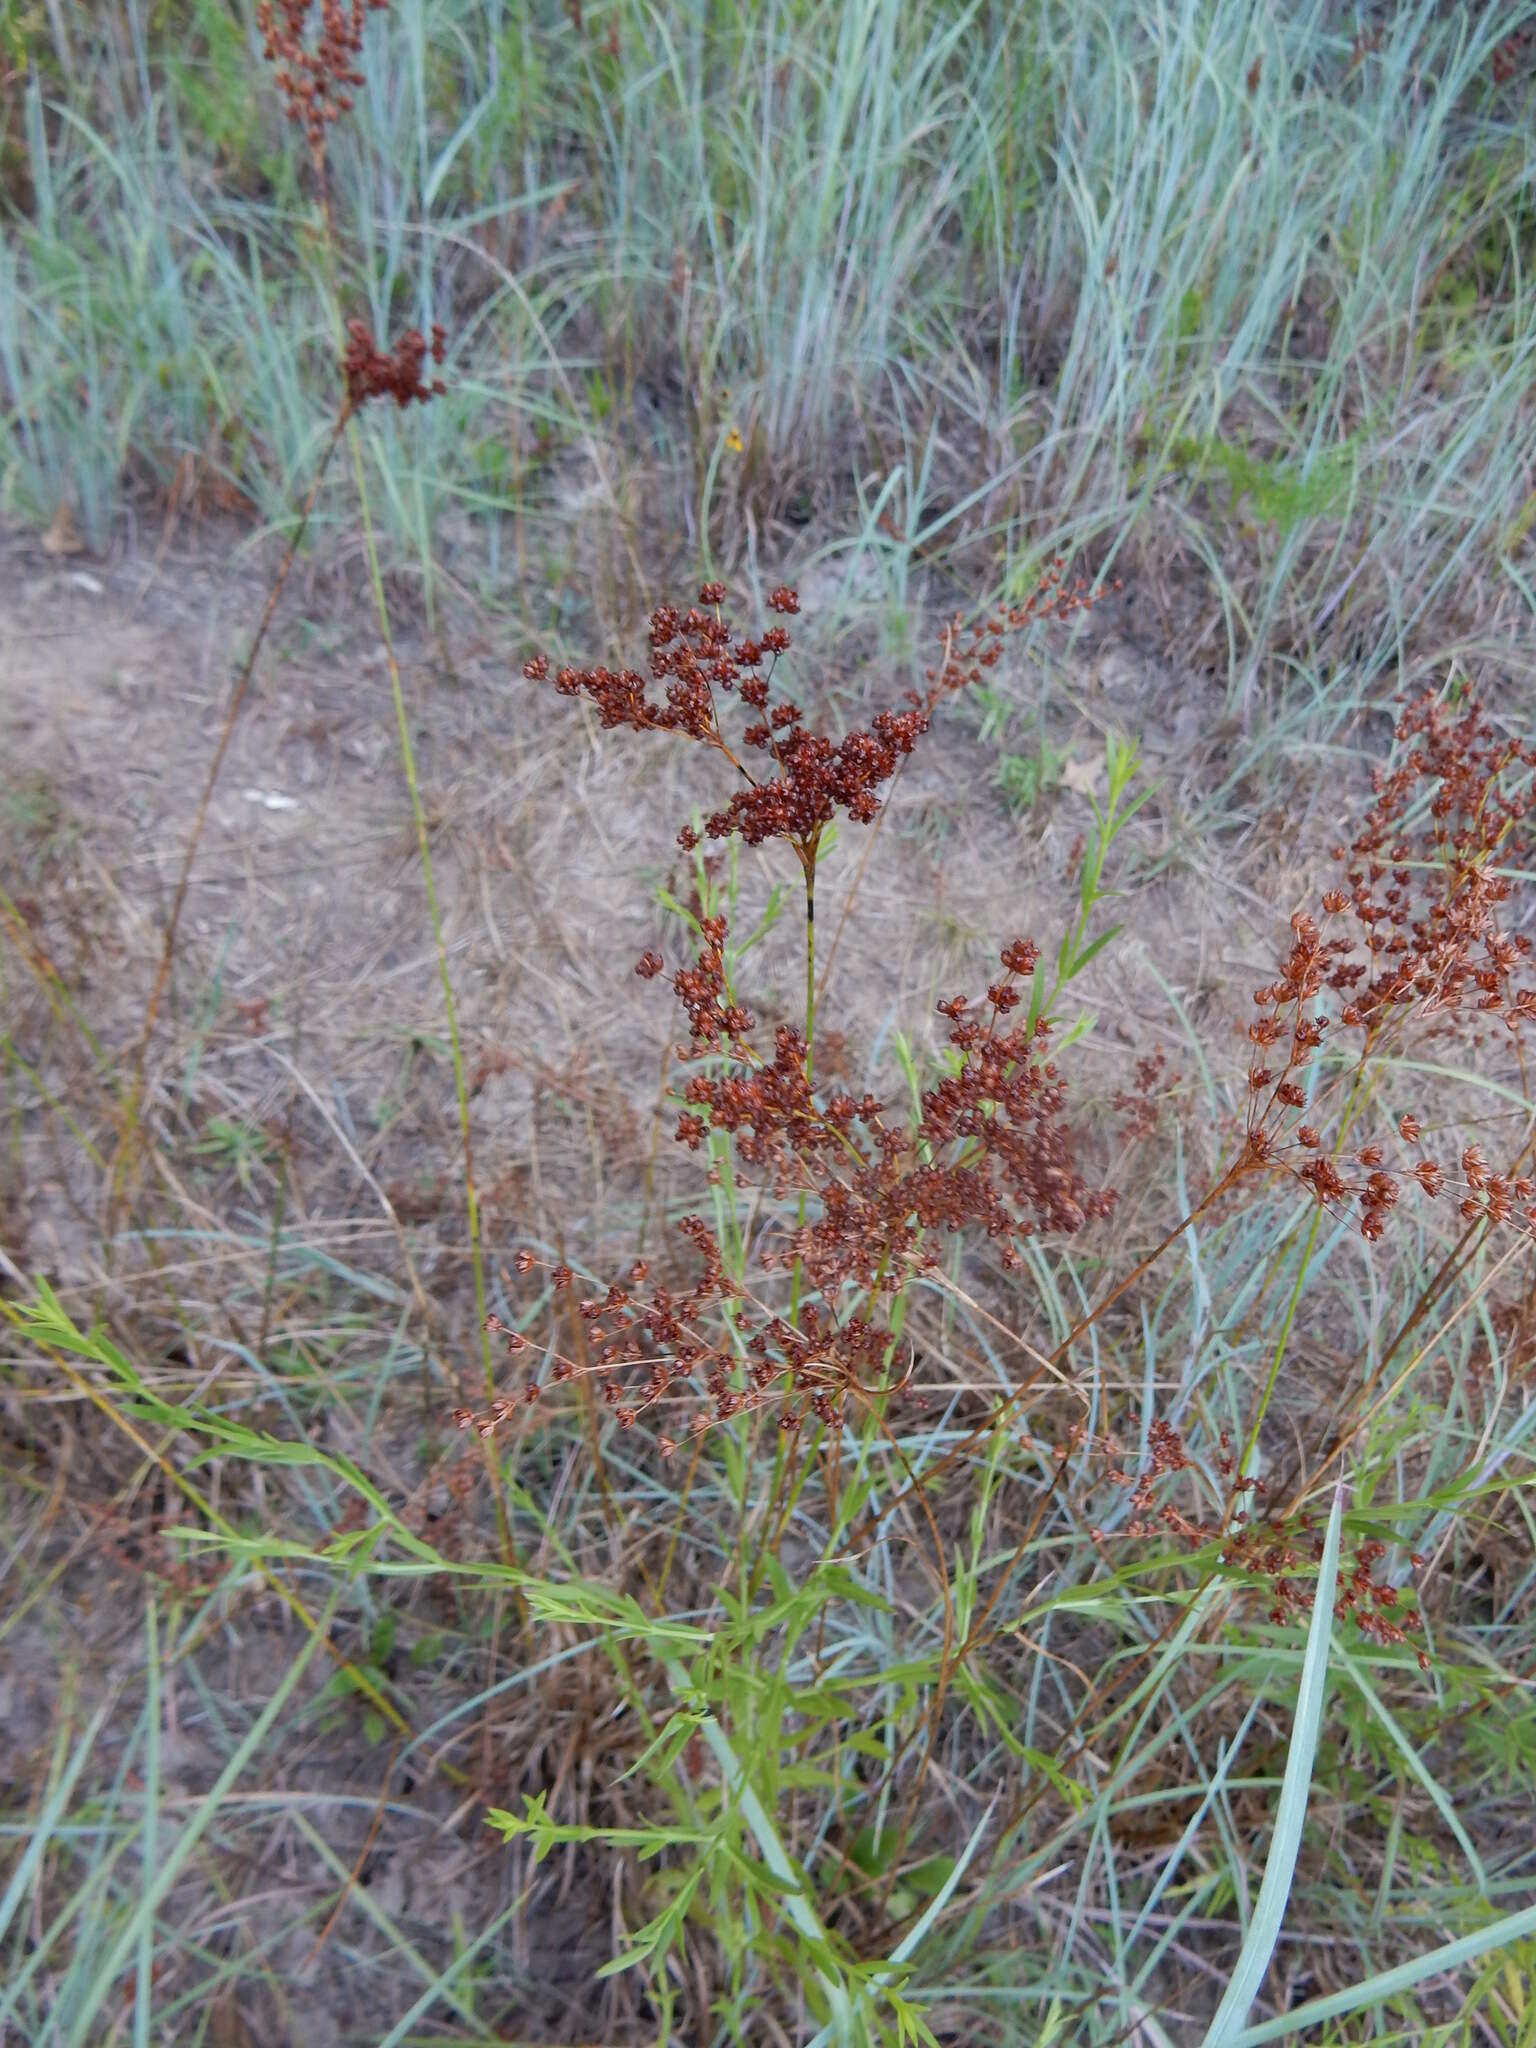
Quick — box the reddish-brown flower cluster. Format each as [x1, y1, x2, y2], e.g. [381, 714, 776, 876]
[455, 921, 1113, 1448]
[256, 9, 446, 416]
[1112, 1049, 1179, 1142]
[1244, 691, 1536, 1241]
[257, 0, 388, 172]
[677, 919, 1112, 1269]
[463, 1252, 917, 1454]
[522, 567, 1120, 856]
[1089, 1421, 1431, 1667]
[342, 320, 447, 411]
[483, 579, 1125, 1450]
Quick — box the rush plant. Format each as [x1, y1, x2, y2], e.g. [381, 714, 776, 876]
[460, 574, 1536, 2039]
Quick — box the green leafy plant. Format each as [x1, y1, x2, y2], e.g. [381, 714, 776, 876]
[995, 738, 1066, 812]
[1156, 431, 1358, 537]
[166, 0, 293, 196]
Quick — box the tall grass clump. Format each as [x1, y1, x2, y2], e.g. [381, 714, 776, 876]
[8, 0, 1535, 695]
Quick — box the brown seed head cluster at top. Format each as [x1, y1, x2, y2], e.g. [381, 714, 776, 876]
[256, 6, 443, 418]
[342, 320, 448, 411]
[1112, 1049, 1178, 1142]
[257, 0, 389, 173]
[1246, 690, 1536, 1242]
[521, 568, 1121, 857]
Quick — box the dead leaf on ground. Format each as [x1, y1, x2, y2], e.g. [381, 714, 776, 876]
[41, 502, 86, 558]
[207, 1988, 256, 2048]
[1061, 755, 1104, 799]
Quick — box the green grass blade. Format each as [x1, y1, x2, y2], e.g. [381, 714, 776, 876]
[62, 1598, 334, 2048]
[1200, 1480, 1344, 2047]
[0, 1699, 115, 1951]
[1226, 1903, 1536, 2047]
[1338, 1650, 1488, 1896]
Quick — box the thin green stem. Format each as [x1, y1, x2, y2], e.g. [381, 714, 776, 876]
[1231, 1052, 1378, 1503]
[747, 837, 820, 1604]
[343, 434, 490, 1395]
[788, 838, 817, 1334]
[804, 846, 817, 1083]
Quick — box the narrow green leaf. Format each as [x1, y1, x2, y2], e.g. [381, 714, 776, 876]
[64, 1602, 334, 2047]
[1200, 1482, 1345, 2047]
[1338, 1652, 1487, 1894]
[886, 1794, 997, 1968]
[1067, 924, 1123, 975]
[0, 1700, 115, 1952]
[1226, 1902, 1536, 2045]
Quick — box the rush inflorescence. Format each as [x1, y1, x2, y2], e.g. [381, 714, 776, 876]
[342, 320, 447, 411]
[257, 0, 389, 174]
[457, 921, 1114, 1451]
[1243, 689, 1536, 1241]
[457, 578, 1125, 1450]
[521, 569, 1120, 862]
[257, 5, 438, 418]
[1087, 1420, 1432, 1667]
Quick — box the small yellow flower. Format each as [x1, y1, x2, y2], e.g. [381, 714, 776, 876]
[724, 426, 744, 454]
